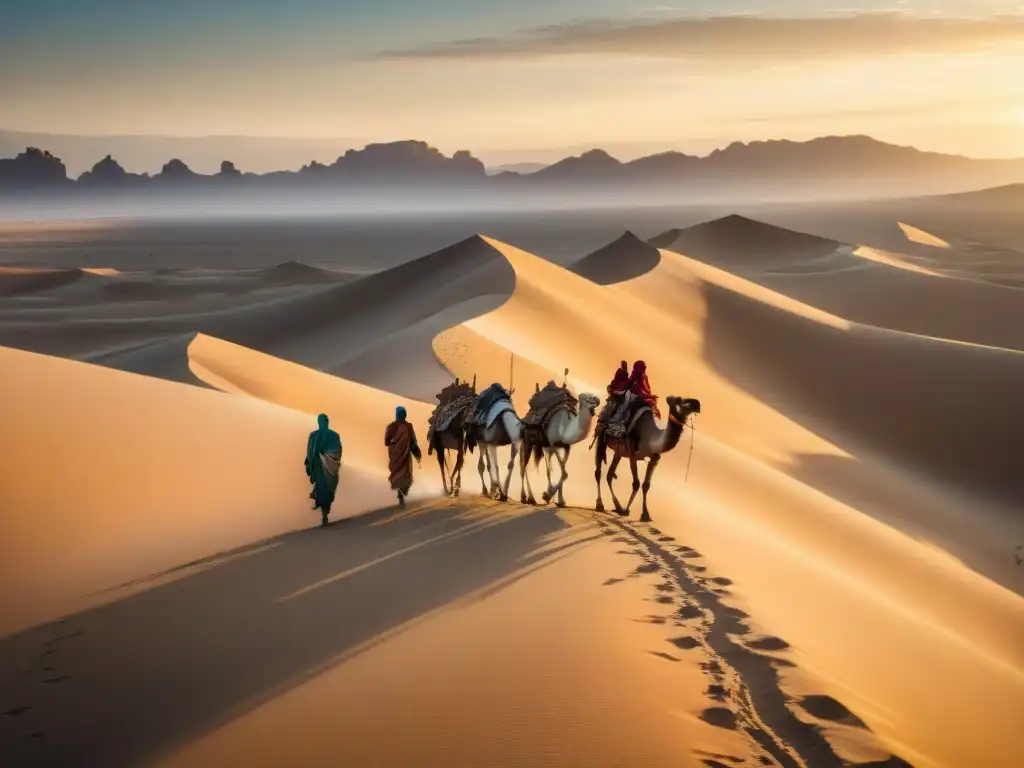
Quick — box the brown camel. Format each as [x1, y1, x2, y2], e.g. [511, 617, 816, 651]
[593, 395, 701, 522]
[426, 378, 477, 497]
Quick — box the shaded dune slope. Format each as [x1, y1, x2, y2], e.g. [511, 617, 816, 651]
[0, 237, 515, 383]
[0, 266, 101, 297]
[650, 215, 841, 267]
[570, 230, 662, 285]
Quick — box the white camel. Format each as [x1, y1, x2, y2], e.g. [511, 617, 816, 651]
[465, 398, 523, 502]
[520, 393, 601, 508]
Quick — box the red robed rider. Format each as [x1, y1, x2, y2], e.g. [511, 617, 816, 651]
[607, 360, 629, 396]
[626, 360, 660, 418]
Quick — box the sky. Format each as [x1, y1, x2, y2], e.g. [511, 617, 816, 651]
[3, 0, 1024, 164]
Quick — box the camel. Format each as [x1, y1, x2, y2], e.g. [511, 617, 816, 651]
[426, 378, 477, 497]
[464, 384, 523, 502]
[593, 395, 701, 523]
[520, 392, 601, 508]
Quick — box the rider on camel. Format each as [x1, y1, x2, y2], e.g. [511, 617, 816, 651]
[598, 360, 630, 427]
[625, 360, 661, 419]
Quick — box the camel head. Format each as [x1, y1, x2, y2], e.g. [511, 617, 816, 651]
[665, 396, 701, 425]
[577, 393, 601, 415]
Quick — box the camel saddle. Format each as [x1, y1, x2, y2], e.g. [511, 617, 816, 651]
[522, 381, 578, 432]
[602, 403, 651, 441]
[426, 380, 476, 454]
[466, 383, 513, 427]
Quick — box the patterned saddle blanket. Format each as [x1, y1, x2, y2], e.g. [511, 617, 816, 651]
[602, 405, 651, 440]
[522, 381, 578, 432]
[466, 383, 513, 427]
[426, 381, 477, 454]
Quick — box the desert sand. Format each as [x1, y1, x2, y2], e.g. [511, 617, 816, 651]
[1, 209, 1022, 768]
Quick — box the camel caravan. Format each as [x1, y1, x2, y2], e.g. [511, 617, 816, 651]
[423, 360, 701, 523]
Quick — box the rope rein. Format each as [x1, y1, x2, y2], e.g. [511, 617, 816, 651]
[684, 414, 696, 483]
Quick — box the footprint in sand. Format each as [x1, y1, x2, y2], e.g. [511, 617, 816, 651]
[634, 562, 660, 574]
[677, 604, 703, 620]
[701, 660, 723, 675]
[799, 695, 869, 729]
[713, 588, 732, 597]
[41, 675, 70, 684]
[679, 550, 703, 559]
[690, 565, 708, 573]
[747, 636, 790, 652]
[603, 577, 625, 586]
[5, 706, 31, 716]
[706, 683, 728, 701]
[655, 595, 674, 604]
[657, 535, 675, 542]
[700, 706, 738, 730]
[710, 576, 733, 586]
[612, 536, 632, 544]
[669, 636, 700, 651]
[655, 581, 674, 592]
[649, 651, 680, 663]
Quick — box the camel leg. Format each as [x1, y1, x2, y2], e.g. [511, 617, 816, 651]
[607, 454, 628, 515]
[594, 438, 606, 512]
[519, 439, 529, 503]
[436, 446, 450, 496]
[485, 444, 501, 498]
[639, 454, 661, 523]
[478, 449, 488, 497]
[452, 442, 465, 497]
[624, 456, 641, 512]
[554, 445, 570, 508]
[500, 441, 516, 502]
[522, 441, 539, 505]
[542, 447, 560, 502]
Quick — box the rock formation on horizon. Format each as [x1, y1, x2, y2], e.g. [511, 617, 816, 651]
[0, 147, 70, 188]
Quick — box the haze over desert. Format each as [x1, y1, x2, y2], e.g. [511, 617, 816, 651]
[3, 2, 1024, 767]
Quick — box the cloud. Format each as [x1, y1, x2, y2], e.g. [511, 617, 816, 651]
[376, 13, 1024, 61]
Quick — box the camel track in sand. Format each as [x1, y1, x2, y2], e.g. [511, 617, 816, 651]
[594, 513, 912, 768]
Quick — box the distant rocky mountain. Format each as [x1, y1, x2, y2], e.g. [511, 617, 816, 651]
[2, 136, 1023, 201]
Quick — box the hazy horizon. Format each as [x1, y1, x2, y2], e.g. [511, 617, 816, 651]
[4, 2, 1023, 175]
[4, 128, 1024, 178]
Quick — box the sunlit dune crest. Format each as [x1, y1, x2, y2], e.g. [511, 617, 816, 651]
[898, 221, 952, 249]
[853, 245, 946, 276]
[2, 219, 1023, 768]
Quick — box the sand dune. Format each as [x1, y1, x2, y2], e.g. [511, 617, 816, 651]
[2, 215, 1022, 768]
[432, 235, 1024, 767]
[570, 230, 661, 284]
[0, 340, 442, 638]
[0, 237, 514, 381]
[649, 215, 842, 268]
[0, 266, 104, 297]
[641, 216, 1024, 352]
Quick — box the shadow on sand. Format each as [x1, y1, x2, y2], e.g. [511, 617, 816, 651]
[0, 499, 588, 767]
